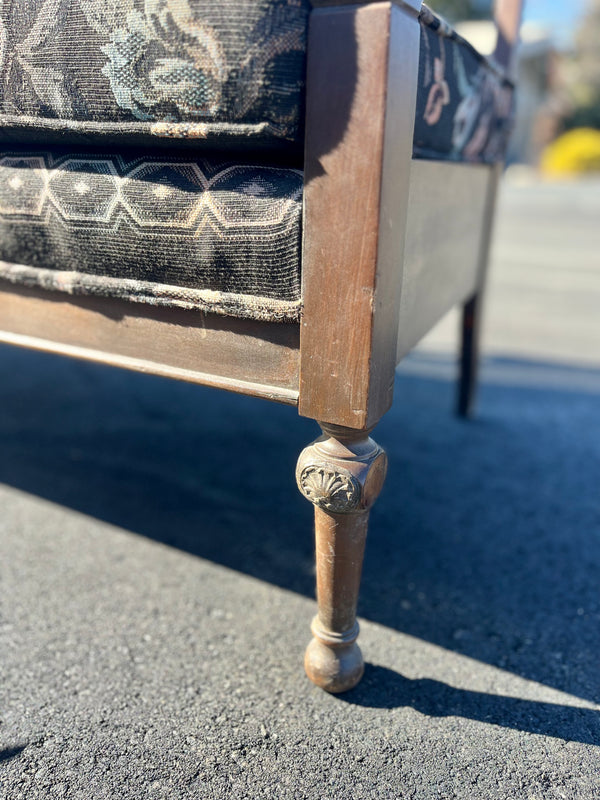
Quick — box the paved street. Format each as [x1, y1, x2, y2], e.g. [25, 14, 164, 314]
[1, 177, 599, 799]
[420, 173, 600, 367]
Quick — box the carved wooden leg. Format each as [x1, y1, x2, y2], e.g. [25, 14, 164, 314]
[296, 424, 387, 693]
[457, 292, 482, 418]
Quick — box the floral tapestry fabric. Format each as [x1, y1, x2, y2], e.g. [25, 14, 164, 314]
[414, 6, 514, 164]
[0, 1, 513, 163]
[0, 148, 303, 321]
[0, 0, 309, 149]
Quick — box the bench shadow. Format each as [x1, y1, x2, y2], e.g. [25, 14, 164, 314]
[340, 665, 600, 745]
[0, 345, 599, 715]
[0, 744, 27, 763]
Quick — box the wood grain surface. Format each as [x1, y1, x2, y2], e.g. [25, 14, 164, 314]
[0, 286, 300, 404]
[299, 1, 420, 429]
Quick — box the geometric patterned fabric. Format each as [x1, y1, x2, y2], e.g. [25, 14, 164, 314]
[0, 150, 302, 321]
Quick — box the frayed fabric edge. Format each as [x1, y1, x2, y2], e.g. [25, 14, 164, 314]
[0, 262, 302, 324]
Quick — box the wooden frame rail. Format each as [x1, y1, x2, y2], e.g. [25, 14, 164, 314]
[0, 0, 524, 421]
[0, 286, 300, 404]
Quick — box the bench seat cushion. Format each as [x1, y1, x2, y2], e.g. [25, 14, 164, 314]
[0, 149, 303, 322]
[0, 0, 309, 151]
[0, 2, 513, 164]
[414, 7, 513, 163]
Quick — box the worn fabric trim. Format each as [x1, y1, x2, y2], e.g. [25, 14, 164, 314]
[0, 262, 302, 322]
[0, 116, 302, 153]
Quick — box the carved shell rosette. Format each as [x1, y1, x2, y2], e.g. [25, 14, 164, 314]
[298, 465, 361, 513]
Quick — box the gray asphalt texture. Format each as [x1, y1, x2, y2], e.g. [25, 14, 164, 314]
[1, 177, 600, 799]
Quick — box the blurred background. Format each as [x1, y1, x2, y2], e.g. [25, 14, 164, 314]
[436, 0, 600, 174]
[418, 0, 600, 373]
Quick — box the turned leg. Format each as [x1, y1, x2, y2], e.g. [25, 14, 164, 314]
[296, 423, 387, 693]
[457, 292, 482, 418]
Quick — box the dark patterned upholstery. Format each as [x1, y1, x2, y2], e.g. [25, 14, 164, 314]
[0, 1, 513, 163]
[0, 3, 515, 322]
[413, 6, 514, 164]
[0, 149, 302, 321]
[0, 0, 309, 150]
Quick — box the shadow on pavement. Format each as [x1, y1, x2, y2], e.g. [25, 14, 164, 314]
[339, 665, 600, 745]
[0, 345, 599, 711]
[0, 744, 27, 763]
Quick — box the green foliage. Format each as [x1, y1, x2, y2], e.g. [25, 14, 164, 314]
[566, 0, 600, 130]
[563, 97, 600, 132]
[432, 0, 492, 23]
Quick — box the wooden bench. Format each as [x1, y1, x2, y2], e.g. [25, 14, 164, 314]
[0, 0, 523, 692]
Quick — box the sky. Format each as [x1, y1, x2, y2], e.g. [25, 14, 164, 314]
[522, 0, 588, 46]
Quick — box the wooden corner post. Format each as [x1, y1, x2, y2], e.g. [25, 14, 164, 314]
[299, 0, 421, 431]
[297, 1, 421, 691]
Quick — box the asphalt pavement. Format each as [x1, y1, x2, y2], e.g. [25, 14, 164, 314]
[1, 175, 599, 799]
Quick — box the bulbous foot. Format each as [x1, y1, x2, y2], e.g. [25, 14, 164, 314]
[305, 635, 364, 694]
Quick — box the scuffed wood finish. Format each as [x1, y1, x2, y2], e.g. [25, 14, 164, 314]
[299, 1, 420, 430]
[493, 0, 524, 74]
[296, 424, 387, 692]
[0, 286, 300, 404]
[396, 161, 494, 362]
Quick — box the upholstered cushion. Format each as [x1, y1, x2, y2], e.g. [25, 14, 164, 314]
[413, 6, 514, 164]
[0, 5, 515, 325]
[0, 2, 512, 163]
[0, 149, 302, 322]
[0, 0, 309, 150]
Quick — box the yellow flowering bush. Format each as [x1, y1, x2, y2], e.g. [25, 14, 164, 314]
[541, 128, 600, 176]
